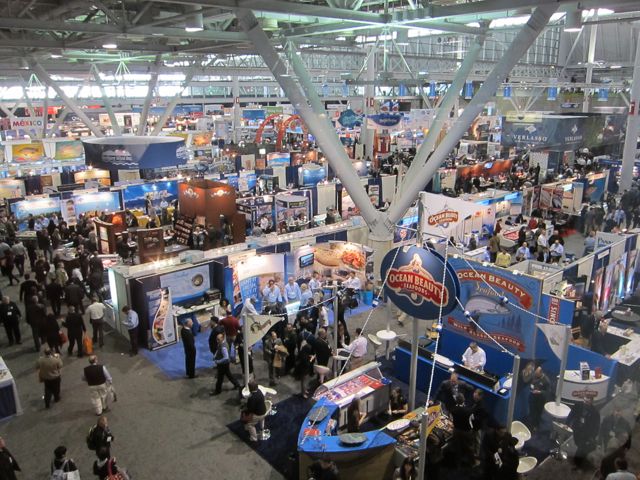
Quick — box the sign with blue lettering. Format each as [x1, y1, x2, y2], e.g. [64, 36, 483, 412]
[338, 109, 361, 128]
[368, 113, 403, 128]
[380, 246, 459, 320]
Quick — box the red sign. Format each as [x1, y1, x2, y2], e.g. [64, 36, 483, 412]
[447, 317, 525, 352]
[387, 257, 449, 308]
[547, 296, 560, 324]
[427, 209, 459, 226]
[456, 269, 533, 309]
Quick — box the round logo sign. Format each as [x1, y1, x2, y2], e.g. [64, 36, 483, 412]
[380, 245, 459, 320]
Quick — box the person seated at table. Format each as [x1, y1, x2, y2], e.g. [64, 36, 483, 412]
[515, 242, 531, 262]
[462, 342, 486, 372]
[389, 387, 408, 418]
[495, 249, 512, 268]
[435, 373, 473, 414]
[346, 396, 366, 433]
[242, 380, 268, 443]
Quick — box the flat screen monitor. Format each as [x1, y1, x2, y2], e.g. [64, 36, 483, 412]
[299, 252, 315, 269]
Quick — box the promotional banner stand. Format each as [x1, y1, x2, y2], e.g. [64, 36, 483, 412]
[506, 355, 521, 431]
[408, 316, 419, 411]
[332, 286, 340, 378]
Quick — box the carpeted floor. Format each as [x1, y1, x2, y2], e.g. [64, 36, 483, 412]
[227, 395, 314, 480]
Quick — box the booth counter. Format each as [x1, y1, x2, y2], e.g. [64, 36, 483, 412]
[0, 356, 22, 419]
[298, 362, 395, 480]
[561, 370, 610, 404]
[608, 324, 640, 367]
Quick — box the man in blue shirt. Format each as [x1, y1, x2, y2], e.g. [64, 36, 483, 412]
[210, 333, 240, 395]
[284, 276, 301, 303]
[262, 280, 282, 308]
[121, 305, 139, 356]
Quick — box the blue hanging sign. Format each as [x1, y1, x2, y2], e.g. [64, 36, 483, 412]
[368, 113, 403, 128]
[428, 81, 437, 98]
[342, 82, 349, 97]
[399, 83, 407, 97]
[322, 84, 329, 97]
[547, 86, 558, 101]
[598, 88, 609, 102]
[338, 109, 361, 128]
[464, 81, 474, 100]
[503, 85, 512, 99]
[380, 245, 460, 320]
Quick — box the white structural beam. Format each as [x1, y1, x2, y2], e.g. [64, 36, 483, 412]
[91, 65, 122, 136]
[620, 28, 640, 192]
[386, 4, 558, 226]
[362, 45, 376, 160]
[285, 41, 326, 117]
[28, 60, 104, 137]
[236, 7, 386, 235]
[137, 55, 162, 136]
[232, 75, 241, 143]
[398, 33, 485, 195]
[150, 71, 196, 136]
[583, 25, 598, 113]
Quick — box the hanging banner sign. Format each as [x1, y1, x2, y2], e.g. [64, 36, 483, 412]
[11, 116, 44, 130]
[380, 245, 460, 320]
[338, 109, 362, 128]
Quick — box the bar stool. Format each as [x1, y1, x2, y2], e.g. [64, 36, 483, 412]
[258, 400, 273, 440]
[511, 420, 532, 451]
[314, 364, 331, 384]
[517, 456, 537, 476]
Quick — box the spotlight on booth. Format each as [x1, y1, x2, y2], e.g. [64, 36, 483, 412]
[499, 296, 509, 306]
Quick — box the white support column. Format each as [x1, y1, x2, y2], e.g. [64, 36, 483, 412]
[151, 71, 195, 136]
[236, 8, 386, 237]
[29, 61, 104, 137]
[362, 46, 376, 160]
[620, 28, 640, 192]
[40, 94, 48, 139]
[91, 66, 121, 136]
[583, 25, 598, 113]
[399, 34, 485, 195]
[386, 4, 558, 226]
[232, 75, 241, 143]
[286, 42, 326, 118]
[137, 55, 162, 136]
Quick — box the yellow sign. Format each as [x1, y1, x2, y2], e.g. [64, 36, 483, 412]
[425, 403, 442, 436]
[12, 142, 44, 163]
[55, 140, 84, 160]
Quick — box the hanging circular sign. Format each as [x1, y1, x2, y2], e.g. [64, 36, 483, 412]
[380, 245, 459, 320]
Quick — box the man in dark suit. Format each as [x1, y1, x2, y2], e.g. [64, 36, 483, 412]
[567, 397, 600, 469]
[181, 319, 197, 379]
[26, 296, 46, 352]
[436, 372, 473, 413]
[0, 296, 21, 346]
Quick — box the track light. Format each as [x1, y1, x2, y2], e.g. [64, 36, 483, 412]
[185, 6, 204, 32]
[564, 8, 583, 32]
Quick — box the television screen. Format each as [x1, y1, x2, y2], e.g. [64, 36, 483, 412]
[299, 253, 315, 269]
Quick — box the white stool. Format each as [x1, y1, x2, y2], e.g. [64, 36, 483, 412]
[511, 420, 532, 451]
[376, 329, 398, 360]
[367, 334, 382, 360]
[517, 456, 537, 475]
[544, 401, 571, 421]
[314, 364, 331, 384]
[258, 400, 273, 440]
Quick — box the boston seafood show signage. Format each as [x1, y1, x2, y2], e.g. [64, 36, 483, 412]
[82, 136, 188, 170]
[380, 245, 459, 320]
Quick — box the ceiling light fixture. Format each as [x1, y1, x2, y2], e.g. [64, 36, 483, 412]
[610, 65, 622, 69]
[395, 29, 409, 46]
[185, 6, 204, 32]
[564, 8, 583, 32]
[102, 42, 118, 49]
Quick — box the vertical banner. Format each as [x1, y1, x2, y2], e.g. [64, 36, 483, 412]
[464, 81, 474, 100]
[428, 81, 437, 98]
[547, 86, 558, 101]
[147, 287, 177, 350]
[503, 85, 512, 99]
[447, 257, 543, 356]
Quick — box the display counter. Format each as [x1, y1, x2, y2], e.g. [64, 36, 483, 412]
[173, 299, 221, 331]
[394, 342, 511, 424]
[607, 324, 640, 366]
[561, 370, 610, 404]
[0, 356, 22, 418]
[298, 362, 396, 479]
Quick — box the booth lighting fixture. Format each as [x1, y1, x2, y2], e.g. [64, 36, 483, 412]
[464, 310, 473, 319]
[499, 296, 509, 306]
[102, 42, 118, 49]
[434, 323, 443, 332]
[564, 8, 583, 32]
[610, 65, 622, 69]
[482, 262, 489, 267]
[453, 254, 459, 259]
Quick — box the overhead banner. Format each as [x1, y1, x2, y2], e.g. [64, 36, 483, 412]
[501, 114, 586, 148]
[380, 245, 459, 320]
[12, 142, 45, 162]
[367, 113, 403, 132]
[82, 136, 188, 170]
[147, 287, 177, 350]
[54, 140, 84, 160]
[337, 109, 362, 128]
[447, 257, 543, 356]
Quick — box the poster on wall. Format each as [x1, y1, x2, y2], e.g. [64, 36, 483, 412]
[122, 181, 178, 211]
[147, 287, 177, 350]
[293, 241, 373, 286]
[10, 197, 61, 229]
[137, 228, 165, 264]
[0, 179, 25, 199]
[447, 257, 542, 356]
[235, 253, 286, 312]
[192, 132, 213, 147]
[55, 140, 84, 160]
[291, 151, 318, 166]
[395, 206, 419, 244]
[240, 154, 256, 170]
[626, 250, 638, 296]
[584, 174, 607, 203]
[160, 264, 211, 303]
[238, 171, 257, 192]
[456, 159, 513, 182]
[275, 195, 309, 229]
[12, 142, 45, 162]
[74, 169, 111, 186]
[72, 191, 122, 217]
[300, 164, 326, 186]
[266, 152, 291, 167]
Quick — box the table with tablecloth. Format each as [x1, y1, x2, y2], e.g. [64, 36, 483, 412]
[0, 356, 22, 418]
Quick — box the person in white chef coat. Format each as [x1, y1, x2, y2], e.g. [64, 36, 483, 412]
[462, 342, 486, 372]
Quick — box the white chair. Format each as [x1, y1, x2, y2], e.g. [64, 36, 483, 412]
[258, 400, 273, 440]
[511, 420, 532, 451]
[368, 334, 382, 360]
[314, 364, 331, 384]
[517, 456, 537, 475]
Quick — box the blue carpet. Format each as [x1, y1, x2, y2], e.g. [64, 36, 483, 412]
[227, 395, 313, 480]
[141, 331, 214, 379]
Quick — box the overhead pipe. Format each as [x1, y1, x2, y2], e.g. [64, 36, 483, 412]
[91, 65, 122, 136]
[236, 8, 385, 235]
[620, 27, 640, 192]
[137, 55, 163, 136]
[386, 4, 558, 226]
